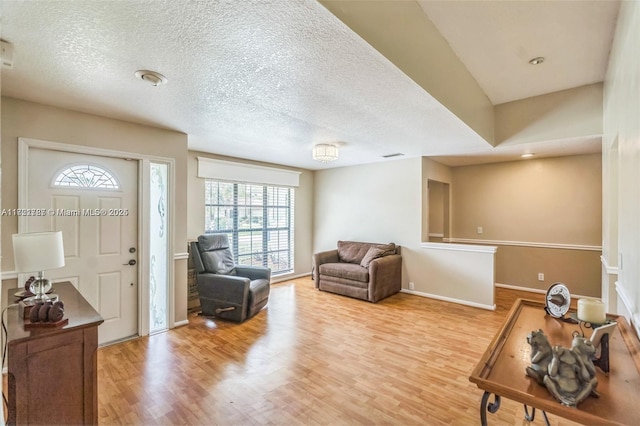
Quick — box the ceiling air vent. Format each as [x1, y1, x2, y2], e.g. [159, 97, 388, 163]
[382, 153, 404, 158]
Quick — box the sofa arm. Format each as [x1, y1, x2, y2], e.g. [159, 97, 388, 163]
[368, 254, 402, 302]
[197, 273, 250, 300]
[235, 265, 271, 281]
[196, 273, 251, 321]
[313, 249, 339, 287]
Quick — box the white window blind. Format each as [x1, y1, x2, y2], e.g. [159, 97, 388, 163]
[197, 157, 301, 187]
[205, 180, 294, 275]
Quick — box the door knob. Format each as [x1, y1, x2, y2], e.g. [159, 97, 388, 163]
[123, 259, 137, 266]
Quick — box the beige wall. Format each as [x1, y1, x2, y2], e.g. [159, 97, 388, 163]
[315, 157, 497, 308]
[422, 157, 453, 241]
[319, 0, 494, 145]
[450, 154, 602, 296]
[1, 97, 190, 323]
[314, 157, 421, 289]
[495, 246, 601, 296]
[428, 180, 445, 236]
[452, 154, 602, 244]
[603, 0, 640, 333]
[495, 83, 603, 145]
[314, 157, 421, 254]
[187, 150, 315, 278]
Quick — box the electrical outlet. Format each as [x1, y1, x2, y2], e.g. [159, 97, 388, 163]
[538, 273, 544, 281]
[409, 282, 415, 290]
[476, 226, 483, 234]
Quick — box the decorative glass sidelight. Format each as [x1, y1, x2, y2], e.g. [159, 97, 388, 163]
[149, 162, 168, 333]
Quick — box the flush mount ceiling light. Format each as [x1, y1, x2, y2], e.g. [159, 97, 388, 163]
[521, 153, 535, 159]
[134, 70, 168, 86]
[529, 57, 545, 65]
[312, 144, 339, 163]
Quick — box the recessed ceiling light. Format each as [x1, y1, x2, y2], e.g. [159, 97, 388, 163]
[529, 57, 544, 65]
[521, 153, 535, 158]
[134, 70, 168, 86]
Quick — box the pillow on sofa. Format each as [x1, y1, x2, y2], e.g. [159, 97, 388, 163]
[378, 243, 396, 256]
[338, 241, 397, 264]
[337, 241, 370, 264]
[360, 243, 397, 268]
[360, 247, 386, 268]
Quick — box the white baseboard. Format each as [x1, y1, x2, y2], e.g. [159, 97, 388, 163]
[400, 288, 495, 311]
[496, 282, 546, 294]
[272, 272, 312, 283]
[495, 282, 592, 300]
[615, 281, 640, 339]
[173, 319, 189, 328]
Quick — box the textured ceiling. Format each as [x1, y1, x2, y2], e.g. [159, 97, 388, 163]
[0, 1, 621, 169]
[0, 0, 488, 170]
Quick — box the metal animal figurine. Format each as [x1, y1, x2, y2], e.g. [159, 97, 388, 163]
[526, 330, 599, 407]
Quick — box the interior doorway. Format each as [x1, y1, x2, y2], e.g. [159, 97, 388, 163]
[428, 179, 450, 243]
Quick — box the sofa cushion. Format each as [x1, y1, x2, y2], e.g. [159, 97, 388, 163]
[198, 234, 236, 274]
[360, 246, 386, 268]
[337, 241, 396, 264]
[319, 262, 369, 283]
[200, 251, 236, 274]
[337, 241, 370, 264]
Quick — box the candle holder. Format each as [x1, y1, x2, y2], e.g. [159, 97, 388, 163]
[569, 313, 616, 373]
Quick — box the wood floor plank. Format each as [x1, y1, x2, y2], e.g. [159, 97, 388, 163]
[97, 277, 585, 425]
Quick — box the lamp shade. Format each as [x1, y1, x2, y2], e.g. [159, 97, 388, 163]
[12, 231, 65, 273]
[312, 144, 339, 162]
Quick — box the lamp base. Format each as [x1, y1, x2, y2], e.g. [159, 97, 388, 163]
[26, 277, 53, 302]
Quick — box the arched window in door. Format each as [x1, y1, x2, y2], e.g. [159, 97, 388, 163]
[53, 164, 120, 189]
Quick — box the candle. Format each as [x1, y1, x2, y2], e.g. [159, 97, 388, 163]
[577, 298, 606, 324]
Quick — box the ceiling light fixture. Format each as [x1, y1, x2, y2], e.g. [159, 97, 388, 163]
[134, 70, 168, 86]
[312, 144, 339, 163]
[529, 57, 545, 65]
[521, 153, 535, 159]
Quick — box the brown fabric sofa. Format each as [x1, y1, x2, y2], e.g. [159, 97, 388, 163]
[313, 241, 402, 302]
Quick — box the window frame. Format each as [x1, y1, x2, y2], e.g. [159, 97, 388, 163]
[205, 180, 294, 276]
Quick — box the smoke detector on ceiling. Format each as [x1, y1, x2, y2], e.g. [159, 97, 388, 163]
[529, 57, 545, 65]
[134, 70, 168, 86]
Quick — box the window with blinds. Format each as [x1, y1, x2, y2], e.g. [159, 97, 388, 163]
[205, 180, 294, 275]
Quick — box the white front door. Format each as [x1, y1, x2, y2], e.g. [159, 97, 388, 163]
[26, 148, 138, 345]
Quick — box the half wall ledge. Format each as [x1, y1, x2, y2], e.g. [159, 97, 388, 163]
[408, 242, 498, 310]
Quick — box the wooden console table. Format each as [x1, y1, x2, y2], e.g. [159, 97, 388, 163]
[4, 282, 103, 425]
[469, 299, 640, 425]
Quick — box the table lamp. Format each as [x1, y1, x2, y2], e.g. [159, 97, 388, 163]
[12, 231, 65, 302]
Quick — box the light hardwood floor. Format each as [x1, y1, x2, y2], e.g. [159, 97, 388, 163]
[97, 278, 583, 425]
